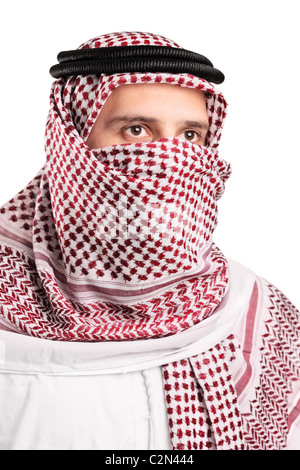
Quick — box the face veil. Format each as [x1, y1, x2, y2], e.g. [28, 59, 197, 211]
[0, 31, 245, 450]
[0, 31, 299, 453]
[0, 31, 230, 341]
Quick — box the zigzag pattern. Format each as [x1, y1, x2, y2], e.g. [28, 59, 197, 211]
[0, 242, 228, 341]
[241, 284, 300, 450]
[0, 31, 230, 343]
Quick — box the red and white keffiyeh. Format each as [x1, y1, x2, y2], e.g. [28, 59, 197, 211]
[0, 32, 230, 342]
[0, 32, 298, 450]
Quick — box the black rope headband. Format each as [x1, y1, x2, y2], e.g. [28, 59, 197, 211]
[50, 46, 225, 84]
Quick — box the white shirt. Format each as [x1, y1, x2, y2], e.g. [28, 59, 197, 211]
[0, 260, 299, 450]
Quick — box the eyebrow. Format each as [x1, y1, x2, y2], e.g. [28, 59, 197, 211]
[104, 115, 209, 131]
[104, 115, 157, 128]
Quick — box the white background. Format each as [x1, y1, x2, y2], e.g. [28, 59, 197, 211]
[0, 0, 299, 306]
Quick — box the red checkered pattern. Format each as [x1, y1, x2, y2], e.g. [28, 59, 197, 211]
[0, 31, 299, 450]
[43, 137, 230, 283]
[0, 31, 241, 448]
[0, 32, 230, 342]
[163, 335, 245, 450]
[58, 32, 227, 148]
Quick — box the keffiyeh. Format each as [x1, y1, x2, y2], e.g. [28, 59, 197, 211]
[0, 32, 299, 450]
[0, 32, 230, 342]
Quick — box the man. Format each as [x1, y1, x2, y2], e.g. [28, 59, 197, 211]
[0, 31, 299, 450]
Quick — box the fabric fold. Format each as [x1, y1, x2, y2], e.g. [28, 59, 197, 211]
[163, 335, 245, 450]
[2, 31, 297, 451]
[0, 32, 231, 343]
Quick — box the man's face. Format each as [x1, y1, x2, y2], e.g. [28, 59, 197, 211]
[86, 83, 209, 149]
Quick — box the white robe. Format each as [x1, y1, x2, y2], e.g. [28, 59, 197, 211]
[0, 260, 299, 450]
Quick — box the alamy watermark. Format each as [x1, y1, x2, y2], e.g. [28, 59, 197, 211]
[94, 195, 203, 241]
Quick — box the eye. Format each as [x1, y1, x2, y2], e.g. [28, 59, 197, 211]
[126, 125, 147, 137]
[182, 130, 200, 142]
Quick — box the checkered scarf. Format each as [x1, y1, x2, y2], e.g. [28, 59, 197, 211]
[0, 32, 245, 448]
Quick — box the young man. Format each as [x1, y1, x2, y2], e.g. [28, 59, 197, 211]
[0, 31, 299, 451]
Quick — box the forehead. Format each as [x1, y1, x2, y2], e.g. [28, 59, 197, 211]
[64, 72, 227, 149]
[100, 83, 208, 116]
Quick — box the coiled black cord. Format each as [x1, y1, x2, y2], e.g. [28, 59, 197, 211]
[50, 46, 225, 84]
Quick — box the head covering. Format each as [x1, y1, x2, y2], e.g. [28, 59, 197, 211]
[0, 31, 230, 341]
[0, 32, 244, 449]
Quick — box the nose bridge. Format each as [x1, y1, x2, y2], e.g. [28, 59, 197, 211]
[155, 121, 176, 140]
